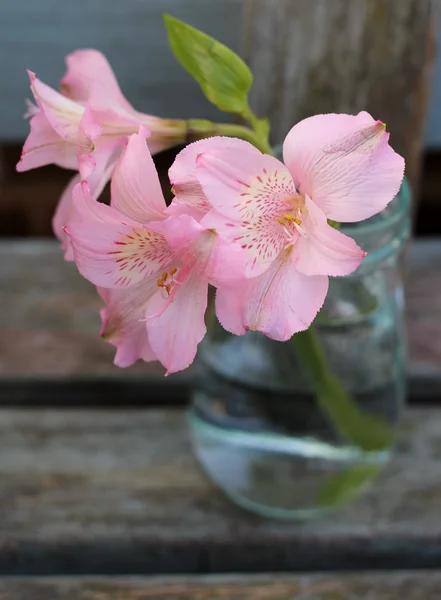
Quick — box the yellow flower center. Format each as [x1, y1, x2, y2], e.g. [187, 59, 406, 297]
[277, 212, 302, 227]
[156, 268, 178, 296]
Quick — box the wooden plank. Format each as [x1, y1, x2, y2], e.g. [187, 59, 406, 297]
[0, 0, 242, 141]
[0, 239, 440, 394]
[0, 239, 163, 377]
[244, 0, 437, 195]
[2, 572, 441, 599]
[425, 9, 441, 148]
[0, 407, 441, 575]
[406, 239, 441, 370]
[2, 0, 441, 151]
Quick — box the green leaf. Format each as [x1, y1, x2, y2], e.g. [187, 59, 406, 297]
[163, 14, 252, 114]
[291, 329, 394, 452]
[318, 464, 382, 508]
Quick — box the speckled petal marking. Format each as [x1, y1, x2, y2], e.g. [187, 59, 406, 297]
[108, 227, 172, 286]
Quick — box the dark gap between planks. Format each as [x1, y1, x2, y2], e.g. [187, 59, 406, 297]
[3, 539, 441, 577]
[0, 367, 440, 407]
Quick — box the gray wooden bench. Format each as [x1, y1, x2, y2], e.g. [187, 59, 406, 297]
[0, 239, 440, 598]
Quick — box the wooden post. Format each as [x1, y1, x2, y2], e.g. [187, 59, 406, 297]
[244, 0, 438, 199]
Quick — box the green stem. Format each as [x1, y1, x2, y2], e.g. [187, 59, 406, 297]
[292, 329, 393, 452]
[241, 105, 261, 133]
[184, 118, 273, 154]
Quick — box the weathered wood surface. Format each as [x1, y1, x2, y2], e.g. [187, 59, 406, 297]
[0, 407, 441, 574]
[245, 0, 438, 194]
[426, 10, 441, 148]
[0, 0, 242, 141]
[2, 572, 441, 599]
[0, 239, 439, 380]
[406, 239, 441, 370]
[0, 240, 163, 377]
[2, 0, 441, 150]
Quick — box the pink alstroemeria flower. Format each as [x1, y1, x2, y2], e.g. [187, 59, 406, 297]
[192, 112, 405, 341]
[65, 130, 245, 373]
[167, 137, 238, 221]
[60, 49, 187, 155]
[17, 50, 187, 257]
[16, 70, 96, 175]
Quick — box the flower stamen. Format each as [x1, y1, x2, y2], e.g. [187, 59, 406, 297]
[278, 212, 302, 227]
[156, 269, 179, 296]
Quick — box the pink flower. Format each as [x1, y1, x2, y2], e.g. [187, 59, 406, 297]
[60, 49, 187, 155]
[167, 137, 239, 221]
[192, 112, 405, 341]
[65, 130, 245, 373]
[17, 50, 187, 256]
[52, 160, 117, 261]
[97, 285, 157, 369]
[16, 71, 95, 174]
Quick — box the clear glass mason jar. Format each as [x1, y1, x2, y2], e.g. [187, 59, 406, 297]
[188, 181, 411, 520]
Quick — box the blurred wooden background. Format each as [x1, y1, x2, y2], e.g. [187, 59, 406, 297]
[0, 0, 439, 238]
[1, 3, 441, 586]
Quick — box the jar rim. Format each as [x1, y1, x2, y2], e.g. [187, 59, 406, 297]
[340, 177, 411, 237]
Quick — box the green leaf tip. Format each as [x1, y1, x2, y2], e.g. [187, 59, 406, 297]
[163, 13, 253, 114]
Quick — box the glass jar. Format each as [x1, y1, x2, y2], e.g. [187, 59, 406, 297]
[188, 181, 411, 520]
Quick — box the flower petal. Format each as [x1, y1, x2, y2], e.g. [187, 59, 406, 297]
[86, 142, 121, 195]
[60, 49, 135, 113]
[146, 274, 208, 374]
[166, 197, 207, 222]
[75, 103, 106, 179]
[168, 137, 243, 220]
[16, 111, 78, 172]
[18, 71, 97, 173]
[28, 71, 86, 143]
[60, 51, 186, 156]
[98, 281, 157, 368]
[196, 142, 296, 276]
[283, 112, 405, 222]
[215, 285, 247, 336]
[53, 154, 118, 260]
[226, 251, 328, 341]
[154, 214, 246, 286]
[52, 174, 81, 261]
[111, 129, 166, 222]
[195, 139, 283, 220]
[66, 181, 171, 288]
[291, 195, 366, 276]
[83, 82, 146, 141]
